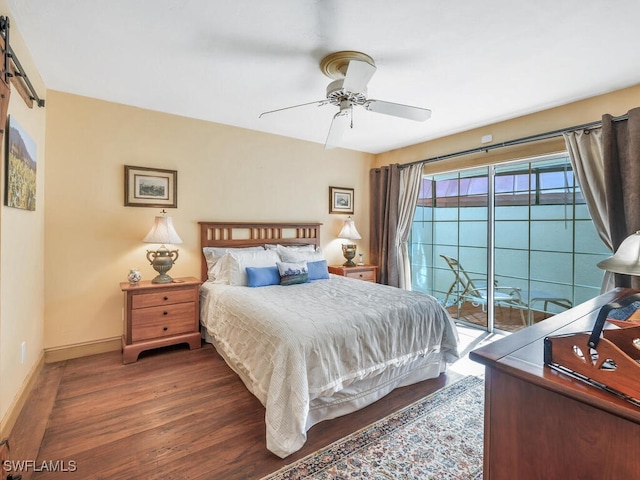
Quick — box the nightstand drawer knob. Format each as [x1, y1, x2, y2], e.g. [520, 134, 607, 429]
[163, 326, 168, 331]
[163, 311, 168, 316]
[163, 296, 169, 301]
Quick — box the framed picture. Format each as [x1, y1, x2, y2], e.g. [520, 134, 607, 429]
[124, 165, 177, 208]
[329, 186, 354, 214]
[5, 116, 37, 211]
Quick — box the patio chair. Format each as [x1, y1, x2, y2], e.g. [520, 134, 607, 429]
[440, 254, 572, 325]
[441, 254, 526, 324]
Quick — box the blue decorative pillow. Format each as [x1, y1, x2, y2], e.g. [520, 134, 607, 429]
[246, 266, 280, 287]
[308, 260, 330, 280]
[277, 261, 309, 286]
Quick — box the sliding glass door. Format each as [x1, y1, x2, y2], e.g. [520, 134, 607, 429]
[412, 167, 490, 329]
[410, 153, 609, 332]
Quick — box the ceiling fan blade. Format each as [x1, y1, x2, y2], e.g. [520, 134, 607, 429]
[325, 109, 350, 149]
[342, 60, 376, 93]
[259, 100, 327, 118]
[364, 100, 432, 121]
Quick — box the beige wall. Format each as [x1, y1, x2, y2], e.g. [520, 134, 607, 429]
[43, 83, 635, 357]
[377, 84, 640, 172]
[0, 1, 47, 433]
[43, 91, 375, 351]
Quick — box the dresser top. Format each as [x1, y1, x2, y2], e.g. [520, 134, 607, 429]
[470, 287, 640, 422]
[120, 276, 201, 292]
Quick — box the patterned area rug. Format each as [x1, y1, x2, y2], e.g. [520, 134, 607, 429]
[261, 375, 484, 480]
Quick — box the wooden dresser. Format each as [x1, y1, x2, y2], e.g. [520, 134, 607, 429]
[120, 277, 201, 364]
[328, 264, 378, 283]
[469, 288, 640, 479]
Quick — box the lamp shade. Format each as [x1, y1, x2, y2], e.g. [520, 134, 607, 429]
[597, 231, 640, 275]
[143, 215, 183, 245]
[338, 218, 362, 240]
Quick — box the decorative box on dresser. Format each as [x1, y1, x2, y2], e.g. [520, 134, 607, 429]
[328, 264, 378, 283]
[120, 276, 201, 364]
[469, 288, 640, 479]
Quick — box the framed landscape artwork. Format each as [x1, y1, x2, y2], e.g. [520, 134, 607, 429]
[124, 165, 177, 208]
[5, 116, 37, 211]
[329, 186, 354, 214]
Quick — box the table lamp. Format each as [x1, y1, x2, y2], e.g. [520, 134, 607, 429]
[338, 216, 361, 267]
[143, 212, 183, 283]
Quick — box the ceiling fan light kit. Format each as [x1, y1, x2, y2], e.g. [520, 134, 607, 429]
[259, 50, 431, 149]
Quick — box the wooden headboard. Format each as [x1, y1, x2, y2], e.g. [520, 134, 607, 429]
[198, 221, 322, 281]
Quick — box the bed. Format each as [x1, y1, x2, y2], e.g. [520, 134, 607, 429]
[198, 221, 459, 458]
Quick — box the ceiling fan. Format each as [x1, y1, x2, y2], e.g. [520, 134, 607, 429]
[259, 51, 432, 149]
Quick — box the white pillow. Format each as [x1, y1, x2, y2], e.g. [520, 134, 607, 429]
[212, 249, 280, 286]
[265, 243, 317, 252]
[203, 246, 264, 280]
[277, 245, 325, 263]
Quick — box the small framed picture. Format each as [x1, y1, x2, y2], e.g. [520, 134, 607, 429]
[329, 186, 354, 214]
[124, 165, 177, 208]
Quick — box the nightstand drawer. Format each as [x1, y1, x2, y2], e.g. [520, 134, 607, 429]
[328, 265, 378, 283]
[131, 302, 196, 341]
[131, 288, 197, 309]
[345, 270, 375, 282]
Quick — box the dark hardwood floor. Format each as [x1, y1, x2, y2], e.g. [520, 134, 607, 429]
[8, 343, 463, 480]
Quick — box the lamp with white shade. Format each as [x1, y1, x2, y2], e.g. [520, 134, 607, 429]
[338, 216, 361, 267]
[143, 212, 183, 283]
[597, 231, 640, 275]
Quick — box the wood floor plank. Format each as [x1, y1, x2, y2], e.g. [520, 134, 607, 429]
[9, 343, 464, 480]
[7, 361, 66, 480]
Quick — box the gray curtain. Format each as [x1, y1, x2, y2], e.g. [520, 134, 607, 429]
[370, 164, 400, 286]
[602, 107, 640, 288]
[370, 163, 424, 289]
[397, 163, 424, 289]
[562, 127, 614, 291]
[565, 107, 640, 290]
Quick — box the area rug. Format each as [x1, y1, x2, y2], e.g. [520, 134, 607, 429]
[261, 375, 484, 480]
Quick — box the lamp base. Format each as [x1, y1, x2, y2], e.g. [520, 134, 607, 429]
[146, 246, 179, 284]
[151, 273, 174, 284]
[342, 243, 357, 267]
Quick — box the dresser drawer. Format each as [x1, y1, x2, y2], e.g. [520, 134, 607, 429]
[345, 269, 376, 282]
[131, 302, 196, 341]
[131, 287, 197, 309]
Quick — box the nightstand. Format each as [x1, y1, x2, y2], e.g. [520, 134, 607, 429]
[120, 276, 201, 364]
[328, 264, 378, 283]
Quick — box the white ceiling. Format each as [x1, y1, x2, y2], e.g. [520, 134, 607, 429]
[7, 0, 640, 154]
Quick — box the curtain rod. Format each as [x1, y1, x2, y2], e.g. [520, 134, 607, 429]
[397, 113, 629, 169]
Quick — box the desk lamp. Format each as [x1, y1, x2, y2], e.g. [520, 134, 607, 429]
[597, 231, 640, 275]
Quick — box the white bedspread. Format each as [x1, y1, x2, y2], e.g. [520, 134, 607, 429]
[200, 275, 459, 457]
